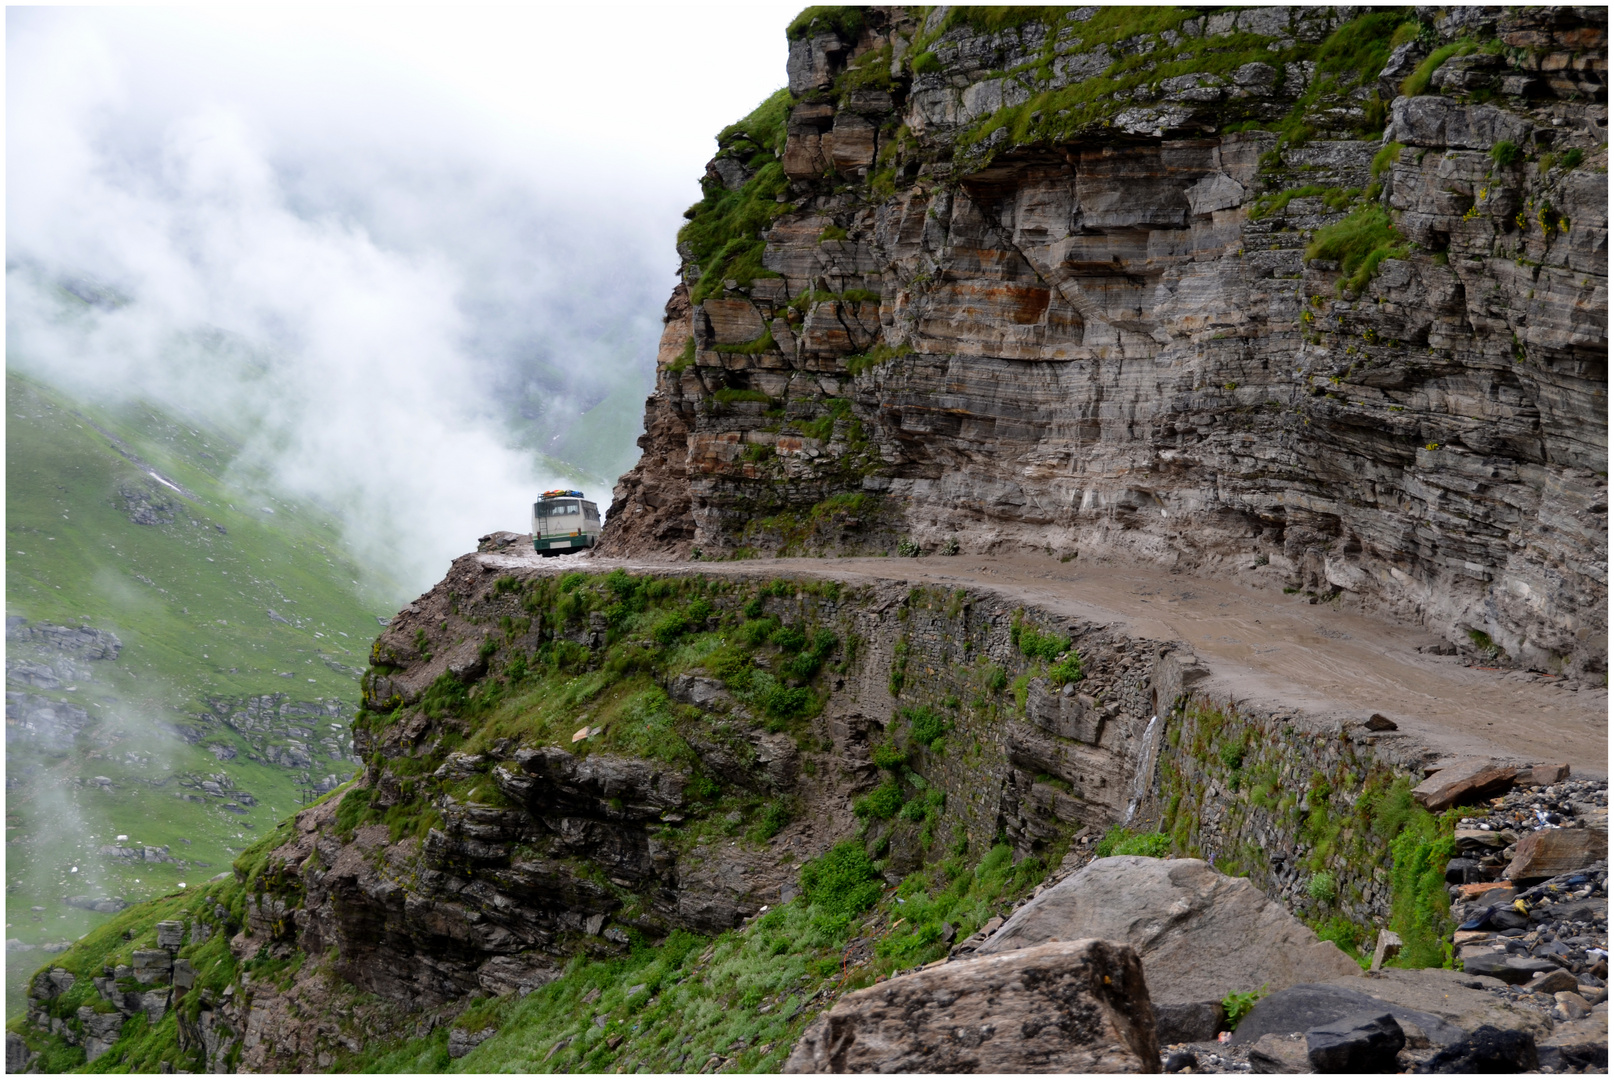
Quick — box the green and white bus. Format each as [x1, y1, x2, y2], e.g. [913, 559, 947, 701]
[533, 489, 601, 555]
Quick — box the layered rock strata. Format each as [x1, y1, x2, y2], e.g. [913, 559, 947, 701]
[601, 5, 1608, 676]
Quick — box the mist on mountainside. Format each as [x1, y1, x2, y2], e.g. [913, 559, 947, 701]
[6, 7, 789, 599]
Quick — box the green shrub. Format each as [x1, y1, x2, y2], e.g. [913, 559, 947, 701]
[1307, 871, 1338, 904]
[1218, 741, 1247, 772]
[1560, 147, 1584, 169]
[758, 680, 813, 722]
[911, 50, 941, 74]
[1305, 204, 1408, 294]
[905, 706, 949, 748]
[799, 841, 883, 917]
[1489, 139, 1521, 167]
[770, 625, 807, 653]
[1115, 832, 1170, 858]
[1223, 986, 1267, 1028]
[749, 799, 794, 842]
[853, 781, 905, 820]
[1047, 653, 1084, 686]
[871, 741, 908, 772]
[982, 664, 1007, 693]
[1015, 624, 1070, 663]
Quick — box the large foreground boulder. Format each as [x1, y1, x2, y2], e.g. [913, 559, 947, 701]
[783, 938, 1160, 1073]
[977, 857, 1361, 1008]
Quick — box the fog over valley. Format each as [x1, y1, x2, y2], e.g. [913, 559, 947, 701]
[7, 4, 796, 594]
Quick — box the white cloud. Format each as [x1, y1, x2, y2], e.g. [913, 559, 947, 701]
[7, 4, 796, 594]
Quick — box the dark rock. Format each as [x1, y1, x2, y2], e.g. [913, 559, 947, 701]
[1232, 984, 1467, 1048]
[1162, 1049, 1198, 1072]
[1416, 1025, 1537, 1073]
[6, 1031, 34, 1074]
[1489, 907, 1530, 931]
[1445, 857, 1481, 884]
[1305, 1012, 1404, 1073]
[1461, 952, 1561, 984]
[1156, 1000, 1224, 1044]
[1365, 713, 1398, 732]
[447, 1026, 494, 1059]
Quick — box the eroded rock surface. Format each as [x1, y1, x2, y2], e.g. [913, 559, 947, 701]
[783, 938, 1160, 1073]
[977, 856, 1362, 1004]
[602, 4, 1609, 678]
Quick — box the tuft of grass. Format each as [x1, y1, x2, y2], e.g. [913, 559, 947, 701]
[1489, 139, 1521, 168]
[1092, 826, 1170, 859]
[1371, 141, 1405, 178]
[1401, 39, 1476, 98]
[786, 5, 864, 42]
[712, 387, 774, 406]
[845, 342, 913, 376]
[1305, 204, 1408, 294]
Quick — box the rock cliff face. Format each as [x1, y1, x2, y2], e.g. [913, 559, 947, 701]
[601, 5, 1608, 676]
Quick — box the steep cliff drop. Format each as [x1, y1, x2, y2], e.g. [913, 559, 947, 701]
[11, 7, 1608, 1075]
[600, 4, 1607, 679]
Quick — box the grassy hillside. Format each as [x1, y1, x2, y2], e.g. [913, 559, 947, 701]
[4, 371, 392, 1017]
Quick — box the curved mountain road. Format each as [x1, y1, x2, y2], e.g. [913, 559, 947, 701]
[487, 548, 1607, 776]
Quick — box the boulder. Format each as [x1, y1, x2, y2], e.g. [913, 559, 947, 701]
[1249, 1031, 1312, 1073]
[977, 857, 1361, 1004]
[1526, 968, 1580, 995]
[1154, 1000, 1223, 1044]
[782, 939, 1159, 1073]
[447, 1026, 495, 1059]
[1412, 759, 1516, 812]
[1305, 1012, 1404, 1073]
[1231, 984, 1466, 1049]
[1461, 952, 1561, 984]
[1322, 969, 1547, 1044]
[131, 949, 173, 985]
[155, 920, 185, 949]
[1504, 826, 1608, 883]
[6, 1032, 34, 1074]
[1521, 763, 1571, 786]
[1416, 1025, 1537, 1073]
[1537, 1007, 1609, 1072]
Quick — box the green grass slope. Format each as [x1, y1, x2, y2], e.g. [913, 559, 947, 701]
[5, 372, 390, 1018]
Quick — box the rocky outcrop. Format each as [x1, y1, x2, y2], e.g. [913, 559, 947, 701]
[782, 938, 1160, 1073]
[976, 856, 1363, 1006]
[602, 5, 1608, 676]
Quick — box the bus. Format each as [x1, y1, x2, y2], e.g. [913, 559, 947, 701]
[532, 490, 601, 555]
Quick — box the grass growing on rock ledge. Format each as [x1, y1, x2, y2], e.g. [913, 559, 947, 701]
[342, 842, 1046, 1074]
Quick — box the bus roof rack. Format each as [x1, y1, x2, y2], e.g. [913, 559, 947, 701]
[539, 489, 586, 499]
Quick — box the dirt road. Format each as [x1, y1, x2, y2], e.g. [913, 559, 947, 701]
[495, 548, 1607, 775]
